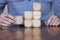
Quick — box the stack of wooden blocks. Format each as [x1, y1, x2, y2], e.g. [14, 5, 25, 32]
[15, 2, 41, 40]
[24, 2, 41, 40]
[15, 2, 41, 27]
[24, 2, 41, 28]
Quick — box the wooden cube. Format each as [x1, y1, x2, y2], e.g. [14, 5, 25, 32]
[33, 20, 41, 27]
[24, 11, 33, 20]
[33, 2, 41, 11]
[15, 16, 23, 25]
[24, 20, 32, 27]
[33, 11, 41, 19]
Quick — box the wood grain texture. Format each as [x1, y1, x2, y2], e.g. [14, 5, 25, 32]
[24, 28, 33, 40]
[0, 27, 60, 40]
[33, 28, 41, 40]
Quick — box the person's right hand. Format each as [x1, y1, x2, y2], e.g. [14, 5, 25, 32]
[45, 15, 60, 26]
[0, 13, 16, 27]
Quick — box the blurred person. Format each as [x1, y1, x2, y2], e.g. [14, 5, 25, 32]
[37, 0, 60, 26]
[0, 0, 60, 30]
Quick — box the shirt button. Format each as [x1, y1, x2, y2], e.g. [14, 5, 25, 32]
[28, 0, 31, 1]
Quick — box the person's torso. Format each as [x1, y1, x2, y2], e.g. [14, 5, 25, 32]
[7, 0, 52, 16]
[6, 0, 37, 30]
[7, 0, 37, 16]
[37, 0, 52, 2]
[0, 0, 52, 30]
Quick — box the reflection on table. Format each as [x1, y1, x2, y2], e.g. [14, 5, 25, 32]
[0, 27, 60, 40]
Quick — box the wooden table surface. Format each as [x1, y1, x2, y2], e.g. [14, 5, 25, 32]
[0, 27, 60, 40]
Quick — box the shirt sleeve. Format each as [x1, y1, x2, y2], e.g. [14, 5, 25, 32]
[0, 0, 7, 14]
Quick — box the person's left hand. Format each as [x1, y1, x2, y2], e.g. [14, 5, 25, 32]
[45, 15, 60, 26]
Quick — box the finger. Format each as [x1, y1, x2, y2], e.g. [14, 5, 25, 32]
[50, 18, 55, 25]
[1, 13, 15, 21]
[47, 16, 53, 25]
[49, 16, 58, 26]
[50, 15, 57, 25]
[53, 20, 58, 26]
[0, 22, 9, 27]
[1, 16, 16, 24]
[0, 19, 11, 25]
[4, 18, 16, 24]
[53, 18, 59, 26]
[55, 22, 59, 26]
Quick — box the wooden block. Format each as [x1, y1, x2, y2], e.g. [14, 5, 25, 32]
[24, 11, 33, 20]
[24, 28, 33, 40]
[33, 2, 41, 11]
[33, 28, 41, 40]
[24, 20, 32, 27]
[33, 11, 41, 19]
[15, 16, 23, 25]
[33, 20, 41, 27]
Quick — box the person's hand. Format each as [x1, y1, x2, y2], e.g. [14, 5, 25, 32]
[0, 13, 16, 27]
[45, 15, 60, 26]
